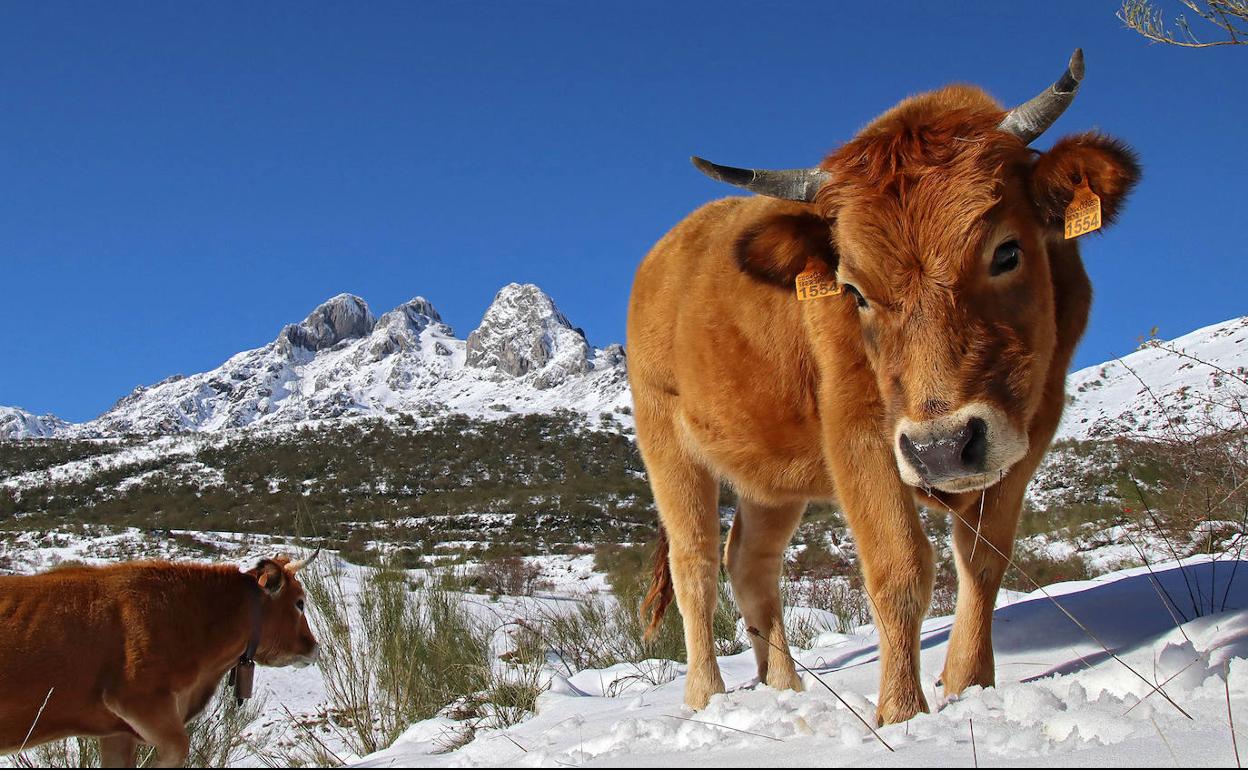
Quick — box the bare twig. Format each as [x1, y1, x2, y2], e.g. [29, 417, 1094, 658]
[661, 713, 784, 743]
[1230, 662, 1243, 768]
[17, 688, 54, 755]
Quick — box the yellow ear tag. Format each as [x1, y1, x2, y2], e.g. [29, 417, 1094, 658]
[1064, 179, 1102, 239]
[795, 259, 842, 302]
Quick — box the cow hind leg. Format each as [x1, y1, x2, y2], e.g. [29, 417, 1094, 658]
[99, 733, 140, 768]
[104, 693, 189, 769]
[638, 421, 724, 708]
[725, 497, 805, 692]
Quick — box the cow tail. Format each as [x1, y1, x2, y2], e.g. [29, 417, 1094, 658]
[640, 525, 674, 641]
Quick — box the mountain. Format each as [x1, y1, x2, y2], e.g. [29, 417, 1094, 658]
[0, 407, 70, 440]
[1058, 316, 1248, 442]
[55, 284, 628, 437]
[3, 293, 1242, 442]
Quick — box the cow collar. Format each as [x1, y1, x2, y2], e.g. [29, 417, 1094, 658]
[228, 590, 264, 704]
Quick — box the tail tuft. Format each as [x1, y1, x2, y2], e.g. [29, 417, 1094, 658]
[640, 526, 674, 641]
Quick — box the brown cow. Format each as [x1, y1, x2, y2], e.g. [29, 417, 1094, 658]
[0, 552, 320, 767]
[629, 51, 1139, 723]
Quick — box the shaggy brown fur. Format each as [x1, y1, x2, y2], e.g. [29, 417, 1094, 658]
[631, 84, 1138, 723]
[0, 557, 318, 767]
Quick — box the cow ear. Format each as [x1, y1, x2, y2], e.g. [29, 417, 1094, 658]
[1031, 132, 1140, 232]
[734, 212, 838, 286]
[254, 559, 286, 596]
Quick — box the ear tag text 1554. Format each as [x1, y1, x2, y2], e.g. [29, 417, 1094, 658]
[795, 259, 842, 302]
[1064, 179, 1102, 239]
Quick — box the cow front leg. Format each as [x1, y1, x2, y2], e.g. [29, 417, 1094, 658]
[98, 733, 140, 768]
[828, 437, 933, 725]
[725, 497, 806, 692]
[940, 483, 1025, 696]
[104, 692, 190, 769]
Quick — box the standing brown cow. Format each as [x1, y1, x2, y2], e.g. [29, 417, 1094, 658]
[0, 553, 320, 767]
[628, 51, 1139, 723]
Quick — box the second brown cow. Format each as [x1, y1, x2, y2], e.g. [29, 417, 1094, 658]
[0, 553, 319, 767]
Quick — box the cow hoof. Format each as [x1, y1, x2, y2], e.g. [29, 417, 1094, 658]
[875, 688, 930, 726]
[684, 670, 727, 710]
[767, 666, 804, 693]
[939, 666, 994, 697]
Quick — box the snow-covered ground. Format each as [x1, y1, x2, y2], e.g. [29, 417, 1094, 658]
[7, 525, 1248, 767]
[362, 557, 1248, 768]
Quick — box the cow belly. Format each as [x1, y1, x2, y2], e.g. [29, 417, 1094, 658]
[678, 407, 835, 502]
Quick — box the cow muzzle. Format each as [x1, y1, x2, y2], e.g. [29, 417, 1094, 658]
[894, 403, 1028, 493]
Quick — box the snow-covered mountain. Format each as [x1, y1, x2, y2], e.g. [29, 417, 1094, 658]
[3, 300, 1243, 442]
[1058, 315, 1248, 442]
[8, 284, 629, 438]
[0, 407, 70, 440]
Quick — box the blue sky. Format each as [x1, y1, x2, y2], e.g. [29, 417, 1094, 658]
[2, 2, 1244, 422]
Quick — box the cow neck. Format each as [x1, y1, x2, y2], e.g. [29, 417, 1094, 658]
[229, 585, 264, 704]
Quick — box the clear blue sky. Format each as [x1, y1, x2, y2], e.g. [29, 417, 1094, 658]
[2, 2, 1244, 422]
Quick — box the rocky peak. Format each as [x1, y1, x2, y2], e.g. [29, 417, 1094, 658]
[465, 284, 591, 387]
[367, 297, 456, 359]
[279, 294, 376, 353]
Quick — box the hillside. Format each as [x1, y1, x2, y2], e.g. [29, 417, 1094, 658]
[1058, 315, 1248, 442]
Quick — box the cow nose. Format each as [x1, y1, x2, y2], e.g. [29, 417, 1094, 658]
[899, 417, 988, 482]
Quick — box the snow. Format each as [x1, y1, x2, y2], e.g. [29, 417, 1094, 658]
[359, 557, 1248, 768]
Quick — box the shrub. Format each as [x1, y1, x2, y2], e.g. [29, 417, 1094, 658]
[301, 557, 540, 757]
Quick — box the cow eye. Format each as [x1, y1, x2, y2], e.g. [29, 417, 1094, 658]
[843, 284, 869, 309]
[296, 599, 305, 613]
[990, 240, 1022, 276]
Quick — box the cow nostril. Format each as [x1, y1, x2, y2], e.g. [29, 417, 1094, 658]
[899, 432, 926, 476]
[961, 418, 988, 470]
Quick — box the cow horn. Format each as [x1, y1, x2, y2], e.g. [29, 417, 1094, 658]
[998, 49, 1085, 145]
[290, 548, 320, 572]
[691, 156, 832, 202]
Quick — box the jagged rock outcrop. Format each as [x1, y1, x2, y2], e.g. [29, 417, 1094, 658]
[466, 283, 592, 389]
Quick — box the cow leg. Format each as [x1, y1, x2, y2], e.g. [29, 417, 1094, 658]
[99, 734, 140, 768]
[637, 411, 724, 709]
[725, 497, 805, 692]
[105, 693, 190, 768]
[940, 479, 1027, 696]
[828, 437, 933, 725]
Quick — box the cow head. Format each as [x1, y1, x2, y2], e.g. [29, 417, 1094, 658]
[247, 550, 320, 667]
[704, 51, 1139, 493]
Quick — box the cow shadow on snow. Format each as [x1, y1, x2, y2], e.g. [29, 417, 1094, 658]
[808, 561, 1248, 682]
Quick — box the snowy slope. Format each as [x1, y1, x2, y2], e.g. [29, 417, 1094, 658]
[362, 557, 1248, 768]
[0, 406, 69, 440]
[1059, 316, 1248, 442]
[57, 284, 629, 437]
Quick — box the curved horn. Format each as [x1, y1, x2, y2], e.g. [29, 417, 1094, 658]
[998, 49, 1085, 145]
[691, 156, 832, 202]
[290, 548, 320, 572]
